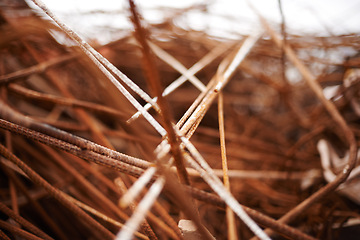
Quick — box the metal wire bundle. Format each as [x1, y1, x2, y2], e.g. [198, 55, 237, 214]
[1, 0, 360, 239]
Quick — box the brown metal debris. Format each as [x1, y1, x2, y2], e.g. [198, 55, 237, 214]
[1, 1, 360, 239]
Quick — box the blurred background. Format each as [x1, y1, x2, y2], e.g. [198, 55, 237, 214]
[26, 0, 360, 44]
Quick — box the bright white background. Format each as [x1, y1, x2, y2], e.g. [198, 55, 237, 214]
[27, 0, 360, 43]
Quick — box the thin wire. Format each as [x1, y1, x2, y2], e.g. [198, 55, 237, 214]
[127, 42, 230, 123]
[119, 167, 157, 208]
[218, 93, 238, 240]
[116, 177, 165, 240]
[247, 1, 357, 239]
[30, 0, 166, 137]
[0, 143, 115, 239]
[179, 32, 262, 138]
[0, 119, 316, 240]
[24, 2, 270, 239]
[148, 41, 206, 92]
[182, 150, 270, 240]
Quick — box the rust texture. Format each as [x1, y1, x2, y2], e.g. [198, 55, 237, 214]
[1, 1, 360, 239]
